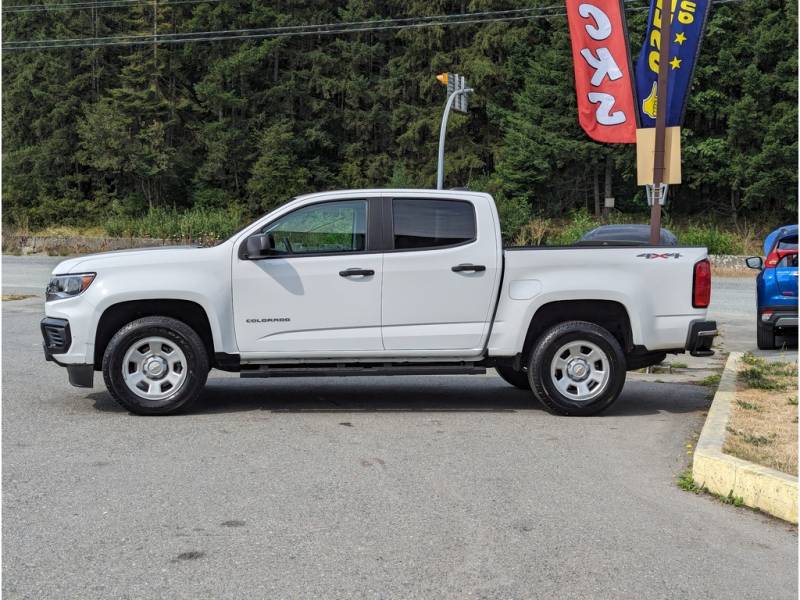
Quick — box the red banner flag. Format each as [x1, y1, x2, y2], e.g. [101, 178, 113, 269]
[565, 0, 637, 143]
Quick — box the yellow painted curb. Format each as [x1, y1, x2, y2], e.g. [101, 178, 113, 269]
[692, 352, 798, 523]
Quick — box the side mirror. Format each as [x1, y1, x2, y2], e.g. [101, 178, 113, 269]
[745, 256, 763, 270]
[246, 233, 275, 258]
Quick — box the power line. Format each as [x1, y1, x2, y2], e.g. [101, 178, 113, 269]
[2, 6, 569, 49]
[1, 0, 745, 52]
[2, 0, 223, 13]
[2, 5, 565, 46]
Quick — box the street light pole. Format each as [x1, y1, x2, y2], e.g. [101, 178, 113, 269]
[436, 87, 473, 190]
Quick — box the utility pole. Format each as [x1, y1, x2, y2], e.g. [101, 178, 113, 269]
[650, 0, 672, 245]
[435, 72, 473, 190]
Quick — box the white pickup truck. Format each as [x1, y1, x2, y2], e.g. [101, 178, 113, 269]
[42, 189, 717, 416]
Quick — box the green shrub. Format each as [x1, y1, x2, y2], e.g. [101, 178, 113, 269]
[548, 209, 599, 245]
[672, 224, 745, 255]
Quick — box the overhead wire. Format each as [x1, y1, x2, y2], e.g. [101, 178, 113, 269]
[3, 0, 223, 13]
[1, 0, 747, 52]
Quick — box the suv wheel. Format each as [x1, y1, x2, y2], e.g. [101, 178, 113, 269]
[756, 319, 776, 350]
[528, 321, 626, 416]
[102, 316, 209, 415]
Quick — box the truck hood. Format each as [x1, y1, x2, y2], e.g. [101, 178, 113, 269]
[52, 245, 203, 274]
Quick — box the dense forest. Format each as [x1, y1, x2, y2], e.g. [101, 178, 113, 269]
[2, 0, 797, 238]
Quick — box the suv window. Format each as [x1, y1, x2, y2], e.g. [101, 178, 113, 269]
[777, 235, 798, 251]
[392, 199, 476, 250]
[264, 200, 367, 254]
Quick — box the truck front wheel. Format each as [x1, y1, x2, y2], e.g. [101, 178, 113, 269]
[495, 366, 532, 390]
[102, 316, 209, 415]
[528, 321, 626, 416]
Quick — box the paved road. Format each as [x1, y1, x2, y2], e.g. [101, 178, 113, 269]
[2, 255, 797, 598]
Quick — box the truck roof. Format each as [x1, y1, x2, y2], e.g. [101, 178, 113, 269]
[293, 188, 492, 202]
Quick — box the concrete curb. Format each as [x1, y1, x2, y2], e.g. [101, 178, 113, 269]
[693, 352, 798, 523]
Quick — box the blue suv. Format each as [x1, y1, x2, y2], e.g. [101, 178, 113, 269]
[746, 224, 798, 349]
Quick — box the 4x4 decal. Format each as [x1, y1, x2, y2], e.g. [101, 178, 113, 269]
[637, 252, 682, 259]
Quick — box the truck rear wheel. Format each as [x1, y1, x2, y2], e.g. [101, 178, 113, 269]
[102, 316, 209, 415]
[495, 365, 531, 390]
[528, 321, 626, 416]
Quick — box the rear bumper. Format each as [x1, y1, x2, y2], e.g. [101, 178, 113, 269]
[760, 307, 798, 330]
[686, 320, 718, 357]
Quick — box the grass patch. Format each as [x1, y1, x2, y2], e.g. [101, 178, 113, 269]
[738, 353, 791, 391]
[723, 357, 798, 476]
[670, 361, 688, 369]
[735, 399, 761, 411]
[2, 294, 35, 301]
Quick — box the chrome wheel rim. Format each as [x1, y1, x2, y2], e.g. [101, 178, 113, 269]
[122, 336, 187, 401]
[550, 340, 610, 403]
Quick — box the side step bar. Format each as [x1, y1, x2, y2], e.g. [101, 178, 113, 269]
[240, 362, 486, 378]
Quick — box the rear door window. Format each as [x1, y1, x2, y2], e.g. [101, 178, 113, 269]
[392, 199, 476, 250]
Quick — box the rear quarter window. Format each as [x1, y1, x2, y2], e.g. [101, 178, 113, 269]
[392, 198, 476, 250]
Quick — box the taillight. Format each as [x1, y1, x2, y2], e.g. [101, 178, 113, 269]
[765, 251, 781, 267]
[693, 259, 711, 308]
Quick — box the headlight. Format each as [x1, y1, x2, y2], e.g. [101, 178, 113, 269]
[46, 273, 96, 302]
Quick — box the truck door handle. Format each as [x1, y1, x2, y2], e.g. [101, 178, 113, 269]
[451, 264, 486, 273]
[339, 268, 375, 277]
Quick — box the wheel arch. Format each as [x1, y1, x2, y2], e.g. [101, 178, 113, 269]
[94, 299, 214, 369]
[521, 300, 633, 361]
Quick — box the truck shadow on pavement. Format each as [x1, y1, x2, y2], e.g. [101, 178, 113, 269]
[89, 378, 712, 417]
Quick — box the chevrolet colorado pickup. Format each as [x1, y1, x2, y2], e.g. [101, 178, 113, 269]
[42, 189, 717, 416]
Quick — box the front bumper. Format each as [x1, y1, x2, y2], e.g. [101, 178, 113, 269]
[686, 320, 718, 357]
[41, 317, 94, 388]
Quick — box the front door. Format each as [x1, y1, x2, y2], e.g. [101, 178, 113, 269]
[232, 198, 383, 355]
[380, 196, 501, 352]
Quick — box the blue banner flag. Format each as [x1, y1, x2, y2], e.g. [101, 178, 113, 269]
[634, 0, 712, 127]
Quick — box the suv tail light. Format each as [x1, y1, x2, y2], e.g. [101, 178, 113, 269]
[693, 259, 711, 308]
[765, 251, 781, 267]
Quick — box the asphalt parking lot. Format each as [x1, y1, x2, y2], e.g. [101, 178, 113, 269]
[2, 255, 797, 599]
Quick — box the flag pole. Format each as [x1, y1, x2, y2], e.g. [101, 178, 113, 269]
[650, 0, 672, 245]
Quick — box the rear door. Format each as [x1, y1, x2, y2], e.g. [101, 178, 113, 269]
[232, 197, 384, 355]
[380, 195, 501, 352]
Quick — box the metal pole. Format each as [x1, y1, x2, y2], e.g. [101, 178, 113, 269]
[650, 0, 672, 245]
[437, 88, 473, 190]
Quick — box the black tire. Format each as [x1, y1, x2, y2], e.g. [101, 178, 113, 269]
[756, 319, 776, 350]
[528, 321, 626, 416]
[495, 365, 532, 390]
[102, 316, 209, 415]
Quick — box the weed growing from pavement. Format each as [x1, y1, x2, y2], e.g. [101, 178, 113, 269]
[677, 469, 705, 493]
[670, 361, 688, 369]
[700, 374, 721, 387]
[677, 469, 745, 507]
[788, 397, 798, 406]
